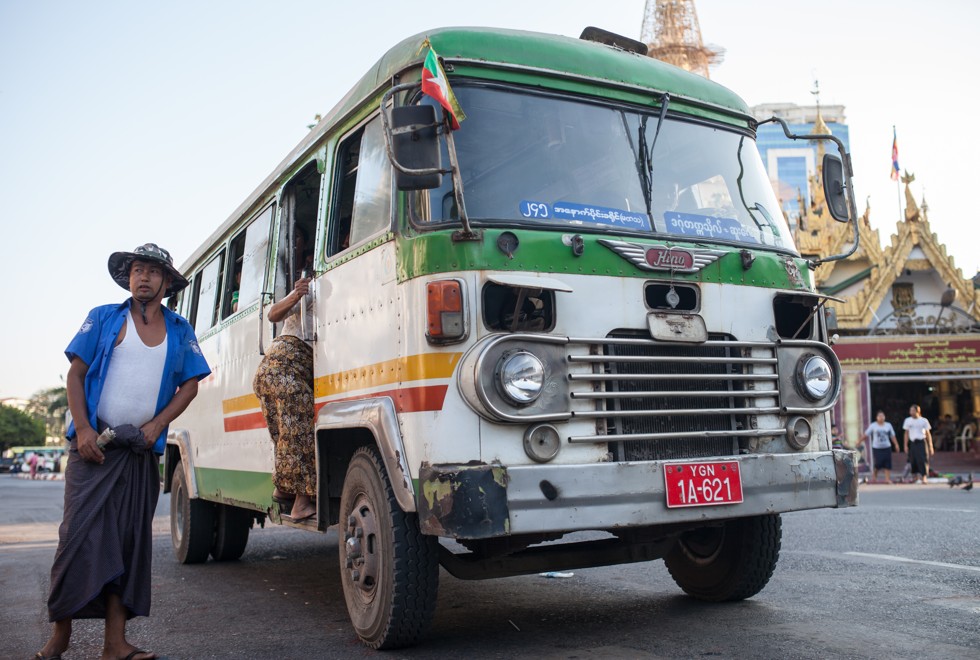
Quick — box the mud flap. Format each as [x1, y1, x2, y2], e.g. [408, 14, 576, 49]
[833, 449, 858, 507]
[418, 463, 510, 539]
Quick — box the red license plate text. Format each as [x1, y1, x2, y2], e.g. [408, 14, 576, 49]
[664, 461, 743, 508]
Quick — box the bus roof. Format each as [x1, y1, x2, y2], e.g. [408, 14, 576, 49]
[181, 27, 751, 272]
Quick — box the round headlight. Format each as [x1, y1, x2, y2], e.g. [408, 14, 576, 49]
[497, 351, 545, 404]
[798, 354, 833, 400]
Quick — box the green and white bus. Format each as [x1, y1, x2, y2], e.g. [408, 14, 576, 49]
[165, 26, 858, 649]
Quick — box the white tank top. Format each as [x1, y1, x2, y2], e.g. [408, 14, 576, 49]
[97, 309, 167, 428]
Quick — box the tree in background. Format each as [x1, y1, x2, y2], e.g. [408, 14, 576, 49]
[0, 405, 45, 453]
[27, 386, 68, 441]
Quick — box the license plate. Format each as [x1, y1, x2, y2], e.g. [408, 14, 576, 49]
[664, 460, 743, 508]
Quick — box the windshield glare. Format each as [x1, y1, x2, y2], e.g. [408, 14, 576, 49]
[413, 85, 795, 253]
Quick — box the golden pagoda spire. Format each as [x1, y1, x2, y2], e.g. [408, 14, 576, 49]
[901, 170, 920, 222]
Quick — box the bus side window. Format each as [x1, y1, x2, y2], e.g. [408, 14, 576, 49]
[223, 204, 274, 318]
[193, 251, 224, 336]
[329, 115, 391, 256]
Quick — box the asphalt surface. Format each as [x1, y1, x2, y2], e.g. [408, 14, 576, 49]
[2, 475, 978, 659]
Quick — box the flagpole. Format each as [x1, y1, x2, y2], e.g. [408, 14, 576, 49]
[896, 177, 903, 223]
[891, 125, 902, 223]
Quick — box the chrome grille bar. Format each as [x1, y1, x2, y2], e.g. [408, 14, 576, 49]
[568, 355, 775, 365]
[568, 428, 787, 443]
[569, 373, 777, 381]
[572, 390, 776, 399]
[574, 406, 782, 418]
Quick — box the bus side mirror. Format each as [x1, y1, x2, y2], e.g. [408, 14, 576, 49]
[391, 105, 443, 190]
[822, 154, 849, 223]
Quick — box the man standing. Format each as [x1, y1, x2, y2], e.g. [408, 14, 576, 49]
[903, 404, 934, 485]
[35, 244, 210, 660]
[861, 411, 900, 484]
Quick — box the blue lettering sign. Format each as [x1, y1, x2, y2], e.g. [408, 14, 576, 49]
[663, 212, 759, 244]
[520, 200, 651, 232]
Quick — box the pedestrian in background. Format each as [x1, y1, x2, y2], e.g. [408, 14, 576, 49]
[35, 243, 210, 660]
[861, 411, 899, 484]
[902, 404, 933, 485]
[28, 452, 39, 480]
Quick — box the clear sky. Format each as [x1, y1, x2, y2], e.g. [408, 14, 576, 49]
[2, 0, 978, 399]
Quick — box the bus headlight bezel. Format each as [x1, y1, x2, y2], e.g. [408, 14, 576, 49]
[775, 341, 841, 414]
[458, 335, 570, 423]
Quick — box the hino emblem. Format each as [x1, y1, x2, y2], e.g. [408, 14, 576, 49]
[598, 240, 726, 273]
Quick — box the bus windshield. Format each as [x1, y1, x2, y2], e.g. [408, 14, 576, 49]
[413, 85, 795, 252]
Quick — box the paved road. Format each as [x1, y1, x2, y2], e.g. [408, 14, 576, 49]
[2, 475, 978, 659]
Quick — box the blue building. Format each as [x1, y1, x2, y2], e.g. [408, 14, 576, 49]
[751, 103, 850, 225]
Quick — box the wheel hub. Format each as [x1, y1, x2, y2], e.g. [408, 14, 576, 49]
[344, 499, 380, 594]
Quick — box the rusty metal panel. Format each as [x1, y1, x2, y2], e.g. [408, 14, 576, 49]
[418, 463, 509, 539]
[833, 448, 859, 507]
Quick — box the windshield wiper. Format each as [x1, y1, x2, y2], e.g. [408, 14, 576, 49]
[623, 93, 670, 231]
[622, 112, 654, 228]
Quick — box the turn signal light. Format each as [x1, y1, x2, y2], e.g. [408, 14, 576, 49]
[427, 280, 465, 342]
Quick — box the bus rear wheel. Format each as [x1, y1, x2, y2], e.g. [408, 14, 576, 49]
[170, 461, 216, 564]
[338, 447, 439, 649]
[210, 504, 252, 561]
[664, 513, 781, 602]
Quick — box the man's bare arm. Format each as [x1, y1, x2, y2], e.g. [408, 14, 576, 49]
[67, 357, 103, 464]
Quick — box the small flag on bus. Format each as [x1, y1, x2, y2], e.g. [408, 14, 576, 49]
[421, 43, 466, 129]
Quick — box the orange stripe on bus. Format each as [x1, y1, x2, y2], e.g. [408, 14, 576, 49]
[313, 353, 462, 398]
[220, 352, 462, 415]
[222, 385, 451, 432]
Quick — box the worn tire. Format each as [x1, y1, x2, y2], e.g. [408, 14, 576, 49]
[339, 447, 439, 649]
[664, 514, 781, 602]
[170, 461, 216, 564]
[210, 504, 252, 562]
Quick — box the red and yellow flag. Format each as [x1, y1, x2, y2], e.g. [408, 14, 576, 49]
[421, 45, 466, 130]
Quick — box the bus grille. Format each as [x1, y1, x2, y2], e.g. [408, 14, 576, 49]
[567, 332, 781, 461]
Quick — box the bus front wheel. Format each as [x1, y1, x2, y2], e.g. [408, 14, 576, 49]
[664, 513, 781, 602]
[170, 461, 216, 564]
[338, 447, 439, 649]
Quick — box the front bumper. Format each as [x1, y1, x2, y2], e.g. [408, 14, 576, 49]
[418, 449, 857, 538]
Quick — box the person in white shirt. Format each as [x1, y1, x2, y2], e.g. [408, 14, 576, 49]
[861, 411, 899, 484]
[902, 404, 934, 484]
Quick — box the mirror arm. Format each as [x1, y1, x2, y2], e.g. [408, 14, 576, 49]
[442, 116, 479, 241]
[380, 81, 479, 242]
[757, 116, 860, 268]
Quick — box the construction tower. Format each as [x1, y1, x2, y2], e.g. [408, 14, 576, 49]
[640, 0, 724, 78]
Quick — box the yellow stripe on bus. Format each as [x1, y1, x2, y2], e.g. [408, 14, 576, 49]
[223, 393, 260, 415]
[221, 352, 463, 414]
[313, 352, 463, 398]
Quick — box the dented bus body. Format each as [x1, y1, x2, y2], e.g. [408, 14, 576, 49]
[165, 27, 858, 649]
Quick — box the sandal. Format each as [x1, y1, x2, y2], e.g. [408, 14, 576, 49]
[35, 653, 62, 660]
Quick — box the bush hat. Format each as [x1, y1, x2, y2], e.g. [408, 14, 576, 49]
[107, 243, 189, 298]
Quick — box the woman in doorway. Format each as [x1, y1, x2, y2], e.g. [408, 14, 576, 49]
[252, 227, 316, 520]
